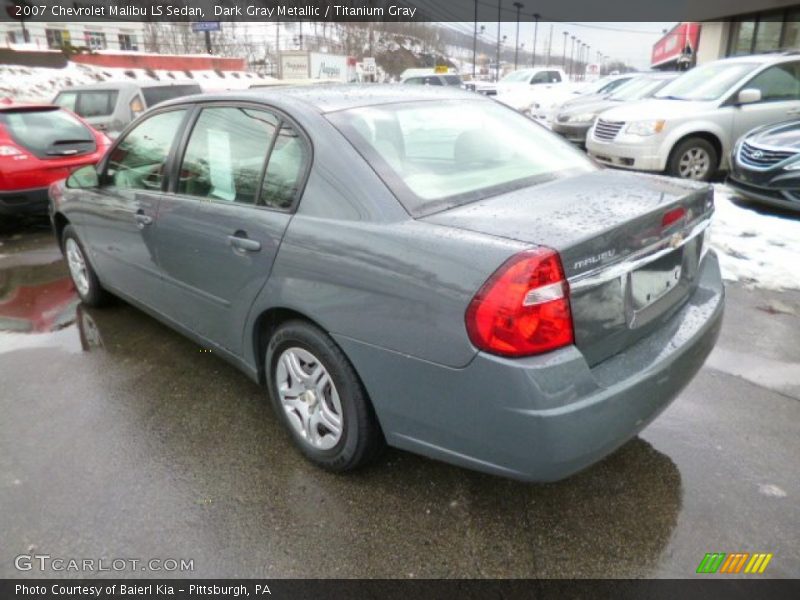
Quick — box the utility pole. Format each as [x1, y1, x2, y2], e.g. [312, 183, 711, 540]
[561, 31, 568, 72]
[546, 24, 553, 66]
[205, 30, 212, 54]
[513, 3, 523, 70]
[531, 13, 539, 67]
[472, 0, 478, 79]
[496, 0, 502, 82]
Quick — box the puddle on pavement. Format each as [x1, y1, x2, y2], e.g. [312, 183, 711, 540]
[0, 254, 104, 355]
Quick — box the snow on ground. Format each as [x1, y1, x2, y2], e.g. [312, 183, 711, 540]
[0, 63, 276, 104]
[711, 184, 800, 292]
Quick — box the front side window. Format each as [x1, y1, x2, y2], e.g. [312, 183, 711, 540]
[178, 107, 279, 205]
[105, 110, 186, 190]
[745, 63, 800, 102]
[329, 100, 593, 215]
[53, 91, 78, 112]
[531, 71, 550, 84]
[655, 62, 757, 101]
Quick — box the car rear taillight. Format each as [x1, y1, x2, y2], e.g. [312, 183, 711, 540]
[661, 207, 686, 228]
[0, 143, 24, 157]
[465, 247, 574, 357]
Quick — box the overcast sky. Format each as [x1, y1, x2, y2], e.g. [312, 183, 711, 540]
[487, 21, 677, 69]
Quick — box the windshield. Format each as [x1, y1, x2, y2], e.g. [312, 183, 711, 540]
[610, 76, 674, 101]
[328, 100, 593, 215]
[501, 70, 533, 83]
[655, 62, 757, 101]
[0, 108, 94, 157]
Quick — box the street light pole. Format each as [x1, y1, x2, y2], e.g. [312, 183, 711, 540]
[513, 2, 523, 70]
[562, 31, 568, 72]
[472, 0, 478, 79]
[569, 36, 576, 80]
[496, 0, 502, 82]
[531, 13, 539, 67]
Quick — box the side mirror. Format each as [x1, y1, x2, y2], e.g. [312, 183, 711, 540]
[738, 88, 762, 105]
[66, 165, 100, 189]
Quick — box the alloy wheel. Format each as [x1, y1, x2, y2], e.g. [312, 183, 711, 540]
[276, 347, 343, 450]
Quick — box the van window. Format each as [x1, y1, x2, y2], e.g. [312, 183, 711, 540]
[54, 90, 118, 118]
[79, 91, 119, 117]
[141, 84, 201, 108]
[745, 62, 800, 102]
[178, 107, 279, 205]
[106, 110, 186, 190]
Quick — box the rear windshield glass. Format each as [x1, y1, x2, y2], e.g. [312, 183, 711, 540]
[0, 108, 94, 156]
[328, 99, 593, 215]
[142, 85, 201, 107]
[54, 90, 119, 118]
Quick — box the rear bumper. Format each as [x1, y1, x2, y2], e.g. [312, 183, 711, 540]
[0, 187, 50, 216]
[337, 251, 724, 482]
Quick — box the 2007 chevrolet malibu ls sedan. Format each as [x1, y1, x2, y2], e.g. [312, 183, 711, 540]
[49, 86, 724, 482]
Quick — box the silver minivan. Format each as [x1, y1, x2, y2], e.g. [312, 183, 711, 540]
[586, 53, 800, 181]
[53, 81, 201, 138]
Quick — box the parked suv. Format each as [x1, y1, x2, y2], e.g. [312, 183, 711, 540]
[53, 81, 201, 139]
[586, 54, 800, 181]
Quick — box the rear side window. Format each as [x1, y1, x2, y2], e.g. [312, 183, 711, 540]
[261, 124, 309, 209]
[106, 109, 186, 190]
[142, 85, 202, 107]
[54, 91, 118, 118]
[0, 108, 94, 158]
[77, 91, 119, 117]
[178, 107, 279, 204]
[443, 75, 463, 86]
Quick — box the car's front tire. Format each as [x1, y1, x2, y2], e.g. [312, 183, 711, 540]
[265, 320, 384, 472]
[668, 137, 719, 182]
[62, 225, 109, 307]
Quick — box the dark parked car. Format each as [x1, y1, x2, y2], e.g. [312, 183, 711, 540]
[551, 72, 679, 145]
[49, 86, 724, 482]
[729, 119, 800, 211]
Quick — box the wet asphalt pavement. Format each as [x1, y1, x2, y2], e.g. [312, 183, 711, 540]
[1, 221, 798, 579]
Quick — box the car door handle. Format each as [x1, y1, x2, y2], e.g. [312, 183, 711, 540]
[134, 211, 153, 228]
[227, 234, 261, 252]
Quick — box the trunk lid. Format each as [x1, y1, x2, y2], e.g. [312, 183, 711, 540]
[423, 170, 714, 366]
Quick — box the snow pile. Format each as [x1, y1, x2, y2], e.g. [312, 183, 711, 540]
[710, 184, 800, 291]
[0, 63, 276, 104]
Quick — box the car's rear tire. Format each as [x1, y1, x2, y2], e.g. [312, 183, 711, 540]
[265, 320, 384, 472]
[62, 225, 109, 307]
[668, 137, 718, 182]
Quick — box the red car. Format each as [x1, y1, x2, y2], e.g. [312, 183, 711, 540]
[0, 101, 110, 216]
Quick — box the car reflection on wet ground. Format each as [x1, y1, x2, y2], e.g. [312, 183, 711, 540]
[1, 224, 798, 578]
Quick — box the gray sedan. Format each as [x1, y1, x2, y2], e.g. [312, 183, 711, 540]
[49, 86, 724, 482]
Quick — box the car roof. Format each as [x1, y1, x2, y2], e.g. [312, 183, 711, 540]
[715, 52, 800, 65]
[58, 80, 199, 92]
[159, 84, 478, 114]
